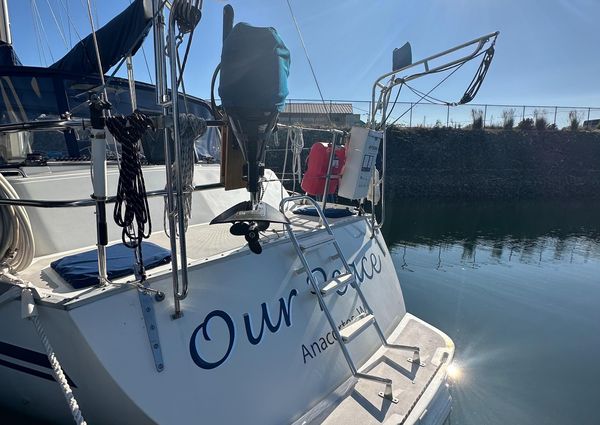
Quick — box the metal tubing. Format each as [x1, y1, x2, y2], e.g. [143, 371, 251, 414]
[321, 133, 337, 213]
[168, 10, 190, 306]
[370, 31, 499, 124]
[0, 0, 11, 44]
[379, 129, 387, 229]
[126, 55, 137, 112]
[153, 0, 168, 105]
[153, 0, 181, 316]
[0, 183, 223, 209]
[91, 127, 109, 285]
[279, 196, 358, 376]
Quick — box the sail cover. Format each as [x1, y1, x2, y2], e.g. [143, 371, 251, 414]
[50, 0, 152, 75]
[0, 41, 21, 66]
[219, 23, 290, 111]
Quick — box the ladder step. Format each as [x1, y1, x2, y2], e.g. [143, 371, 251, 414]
[320, 273, 354, 296]
[339, 313, 375, 343]
[299, 233, 335, 251]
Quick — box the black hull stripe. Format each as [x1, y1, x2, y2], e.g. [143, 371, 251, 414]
[0, 357, 57, 384]
[0, 341, 77, 387]
[0, 341, 51, 369]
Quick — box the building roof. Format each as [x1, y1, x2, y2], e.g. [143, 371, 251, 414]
[282, 102, 354, 115]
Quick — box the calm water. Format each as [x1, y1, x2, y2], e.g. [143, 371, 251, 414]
[384, 200, 600, 425]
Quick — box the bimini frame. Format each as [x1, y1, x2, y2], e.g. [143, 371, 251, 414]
[368, 31, 499, 230]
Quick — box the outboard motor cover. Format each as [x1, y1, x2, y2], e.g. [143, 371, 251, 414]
[219, 22, 290, 112]
[211, 22, 291, 255]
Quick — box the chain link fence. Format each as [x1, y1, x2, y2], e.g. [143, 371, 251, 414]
[282, 98, 600, 130]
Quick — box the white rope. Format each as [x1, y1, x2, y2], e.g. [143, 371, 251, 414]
[21, 288, 87, 425]
[288, 127, 304, 194]
[0, 174, 35, 273]
[164, 114, 205, 236]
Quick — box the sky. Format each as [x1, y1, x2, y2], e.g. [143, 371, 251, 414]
[6, 0, 600, 116]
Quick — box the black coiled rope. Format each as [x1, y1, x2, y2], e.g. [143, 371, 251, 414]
[172, 0, 202, 34]
[106, 112, 154, 249]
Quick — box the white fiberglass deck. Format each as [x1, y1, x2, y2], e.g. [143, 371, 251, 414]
[296, 314, 454, 425]
[17, 206, 359, 297]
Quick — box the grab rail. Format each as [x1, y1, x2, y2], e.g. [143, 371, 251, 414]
[0, 183, 223, 208]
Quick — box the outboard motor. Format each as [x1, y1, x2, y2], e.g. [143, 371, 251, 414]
[210, 22, 291, 254]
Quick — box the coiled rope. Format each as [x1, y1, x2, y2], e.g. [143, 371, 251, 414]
[172, 0, 202, 35]
[106, 112, 154, 249]
[0, 173, 34, 272]
[165, 113, 206, 235]
[285, 126, 304, 194]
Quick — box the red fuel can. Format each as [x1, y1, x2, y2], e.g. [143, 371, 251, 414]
[301, 142, 346, 196]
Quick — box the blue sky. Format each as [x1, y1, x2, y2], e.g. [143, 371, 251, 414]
[7, 0, 600, 110]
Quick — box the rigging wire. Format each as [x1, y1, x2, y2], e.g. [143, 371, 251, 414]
[44, 0, 69, 50]
[379, 83, 403, 129]
[128, 0, 154, 84]
[284, 0, 333, 126]
[140, 45, 154, 84]
[30, 1, 46, 66]
[388, 61, 466, 127]
[32, 0, 54, 62]
[65, 0, 72, 47]
[384, 47, 492, 127]
[84, 0, 106, 87]
[31, 0, 55, 63]
[56, 0, 85, 45]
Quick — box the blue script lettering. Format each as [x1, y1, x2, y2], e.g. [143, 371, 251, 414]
[189, 310, 235, 370]
[244, 289, 298, 345]
[189, 289, 298, 369]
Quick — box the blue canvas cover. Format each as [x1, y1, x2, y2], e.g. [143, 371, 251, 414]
[0, 41, 21, 67]
[51, 242, 171, 289]
[50, 0, 152, 76]
[293, 207, 354, 218]
[218, 22, 290, 111]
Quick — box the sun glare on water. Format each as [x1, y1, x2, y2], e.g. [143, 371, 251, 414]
[447, 362, 462, 381]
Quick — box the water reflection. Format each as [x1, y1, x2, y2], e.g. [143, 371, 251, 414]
[383, 200, 600, 265]
[384, 200, 600, 425]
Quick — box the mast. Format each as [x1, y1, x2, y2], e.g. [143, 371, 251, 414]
[0, 0, 11, 44]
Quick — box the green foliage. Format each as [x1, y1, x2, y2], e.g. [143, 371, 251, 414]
[517, 118, 534, 130]
[471, 109, 483, 130]
[502, 108, 515, 130]
[534, 109, 548, 131]
[569, 110, 581, 131]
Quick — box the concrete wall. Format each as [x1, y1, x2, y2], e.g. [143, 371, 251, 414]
[386, 128, 600, 200]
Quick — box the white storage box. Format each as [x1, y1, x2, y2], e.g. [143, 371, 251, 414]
[338, 127, 383, 200]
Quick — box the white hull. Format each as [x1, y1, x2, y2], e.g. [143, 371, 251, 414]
[0, 166, 454, 424]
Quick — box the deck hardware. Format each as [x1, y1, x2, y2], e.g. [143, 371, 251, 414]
[407, 348, 426, 367]
[139, 291, 165, 372]
[280, 195, 422, 402]
[378, 388, 399, 404]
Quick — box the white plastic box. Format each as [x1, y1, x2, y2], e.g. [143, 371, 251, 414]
[338, 127, 383, 200]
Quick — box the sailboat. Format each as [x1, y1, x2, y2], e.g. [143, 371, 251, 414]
[0, 1, 498, 423]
